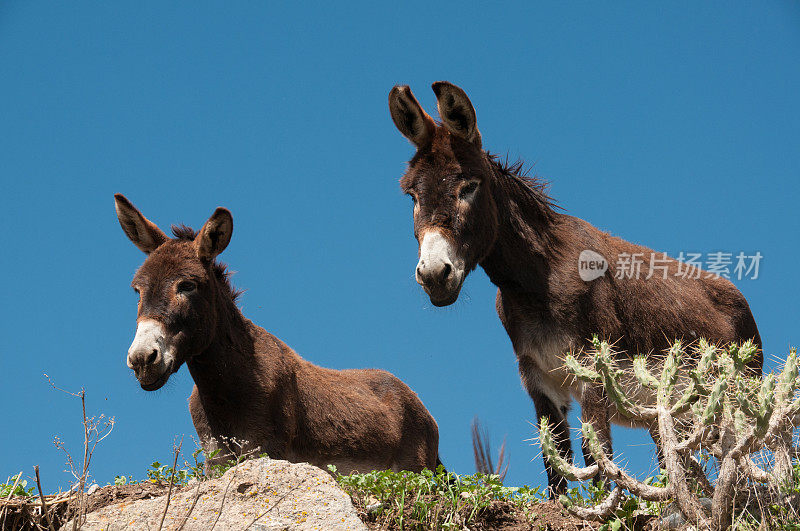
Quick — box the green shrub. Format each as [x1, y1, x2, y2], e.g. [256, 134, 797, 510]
[330, 465, 543, 529]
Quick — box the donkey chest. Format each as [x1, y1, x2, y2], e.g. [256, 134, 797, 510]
[512, 317, 580, 393]
[497, 294, 575, 382]
[516, 330, 572, 375]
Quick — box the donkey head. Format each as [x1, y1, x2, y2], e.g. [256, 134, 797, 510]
[114, 194, 233, 390]
[389, 82, 499, 306]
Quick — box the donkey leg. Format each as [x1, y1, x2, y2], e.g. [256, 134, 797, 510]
[532, 390, 572, 497]
[540, 400, 573, 497]
[519, 357, 572, 498]
[188, 387, 223, 476]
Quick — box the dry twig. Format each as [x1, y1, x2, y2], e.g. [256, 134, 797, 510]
[157, 438, 183, 531]
[34, 465, 56, 531]
[242, 478, 308, 530]
[45, 373, 115, 530]
[175, 479, 204, 531]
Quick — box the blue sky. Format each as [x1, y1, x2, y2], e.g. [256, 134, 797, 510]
[1, 2, 798, 492]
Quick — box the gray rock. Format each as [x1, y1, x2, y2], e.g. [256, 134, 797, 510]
[659, 497, 712, 530]
[66, 458, 366, 530]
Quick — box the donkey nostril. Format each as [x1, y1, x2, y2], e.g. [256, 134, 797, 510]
[441, 263, 452, 280]
[146, 349, 158, 365]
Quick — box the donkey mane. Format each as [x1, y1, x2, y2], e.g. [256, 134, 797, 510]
[171, 223, 199, 241]
[171, 223, 244, 302]
[486, 152, 559, 223]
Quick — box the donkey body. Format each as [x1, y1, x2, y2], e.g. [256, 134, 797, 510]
[388, 82, 761, 495]
[115, 194, 440, 474]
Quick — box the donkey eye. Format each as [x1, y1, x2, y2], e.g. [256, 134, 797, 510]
[459, 181, 479, 199]
[177, 281, 196, 293]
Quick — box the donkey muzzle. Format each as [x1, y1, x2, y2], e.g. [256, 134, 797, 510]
[415, 230, 465, 306]
[127, 319, 173, 390]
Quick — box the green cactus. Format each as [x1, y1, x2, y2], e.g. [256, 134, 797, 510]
[754, 373, 776, 438]
[538, 419, 574, 480]
[658, 347, 681, 405]
[565, 353, 600, 383]
[633, 356, 658, 389]
[538, 340, 800, 531]
[775, 352, 798, 404]
[735, 376, 759, 418]
[593, 342, 657, 421]
[700, 372, 727, 426]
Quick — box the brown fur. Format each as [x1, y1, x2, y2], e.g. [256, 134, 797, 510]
[389, 82, 762, 496]
[114, 194, 440, 474]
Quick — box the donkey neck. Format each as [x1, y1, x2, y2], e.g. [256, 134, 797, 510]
[479, 163, 562, 299]
[186, 293, 269, 403]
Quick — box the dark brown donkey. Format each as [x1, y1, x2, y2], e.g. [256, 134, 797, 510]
[114, 194, 440, 473]
[388, 82, 762, 495]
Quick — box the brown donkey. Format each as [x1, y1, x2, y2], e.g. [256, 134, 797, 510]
[388, 82, 762, 496]
[114, 194, 440, 474]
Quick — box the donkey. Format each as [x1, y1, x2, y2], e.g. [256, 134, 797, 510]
[388, 81, 762, 496]
[114, 193, 441, 474]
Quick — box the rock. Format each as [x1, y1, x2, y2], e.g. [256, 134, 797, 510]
[659, 497, 712, 530]
[66, 458, 366, 530]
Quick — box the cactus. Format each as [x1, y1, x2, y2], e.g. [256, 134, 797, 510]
[539, 340, 800, 531]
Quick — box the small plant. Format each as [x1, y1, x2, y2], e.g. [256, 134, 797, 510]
[146, 460, 196, 485]
[113, 475, 135, 486]
[110, 438, 267, 490]
[144, 450, 229, 485]
[112, 448, 221, 486]
[0, 474, 35, 498]
[540, 338, 800, 531]
[330, 465, 543, 529]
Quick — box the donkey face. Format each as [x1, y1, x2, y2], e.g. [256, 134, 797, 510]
[114, 194, 233, 390]
[390, 82, 499, 306]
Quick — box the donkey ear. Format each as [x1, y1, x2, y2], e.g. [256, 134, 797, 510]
[114, 194, 168, 254]
[432, 81, 481, 148]
[195, 207, 233, 262]
[389, 85, 436, 148]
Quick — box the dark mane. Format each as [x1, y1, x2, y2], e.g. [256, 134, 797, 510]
[487, 152, 559, 221]
[171, 224, 243, 302]
[172, 224, 198, 241]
